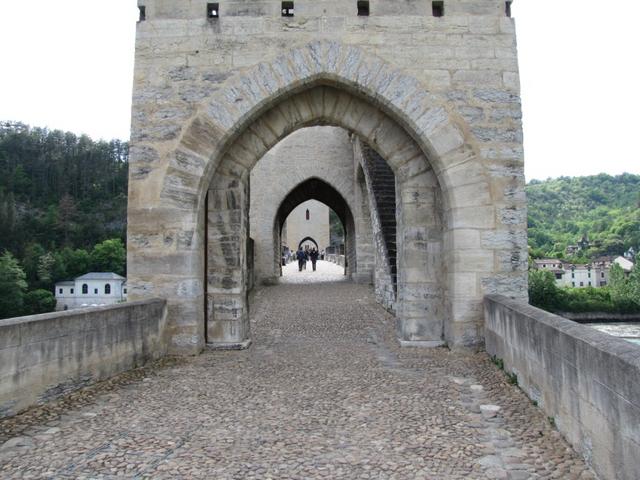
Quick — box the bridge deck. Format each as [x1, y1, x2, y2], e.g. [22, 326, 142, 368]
[0, 266, 593, 479]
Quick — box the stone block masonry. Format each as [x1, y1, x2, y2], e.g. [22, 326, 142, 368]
[0, 299, 167, 419]
[129, 0, 528, 353]
[485, 295, 640, 480]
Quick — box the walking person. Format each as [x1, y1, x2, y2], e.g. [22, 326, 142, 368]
[309, 248, 319, 271]
[296, 247, 306, 272]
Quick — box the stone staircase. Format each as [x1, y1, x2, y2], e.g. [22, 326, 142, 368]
[360, 143, 397, 294]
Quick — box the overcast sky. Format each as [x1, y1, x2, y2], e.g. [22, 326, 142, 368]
[0, 1, 638, 181]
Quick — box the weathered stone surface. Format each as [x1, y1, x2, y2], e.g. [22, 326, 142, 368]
[128, 1, 527, 353]
[0, 281, 594, 479]
[0, 300, 167, 419]
[486, 295, 640, 480]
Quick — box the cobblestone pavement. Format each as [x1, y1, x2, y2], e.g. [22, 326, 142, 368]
[1, 281, 595, 479]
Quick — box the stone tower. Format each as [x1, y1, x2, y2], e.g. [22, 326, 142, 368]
[128, 0, 527, 354]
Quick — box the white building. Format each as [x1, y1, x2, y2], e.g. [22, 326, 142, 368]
[533, 256, 634, 289]
[55, 273, 127, 311]
[558, 264, 607, 289]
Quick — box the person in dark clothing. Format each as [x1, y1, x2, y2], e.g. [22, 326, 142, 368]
[309, 248, 319, 271]
[296, 248, 306, 272]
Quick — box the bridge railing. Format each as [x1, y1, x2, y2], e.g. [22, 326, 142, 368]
[0, 299, 167, 419]
[484, 295, 640, 480]
[326, 254, 346, 266]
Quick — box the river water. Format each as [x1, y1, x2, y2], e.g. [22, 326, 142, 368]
[587, 322, 640, 346]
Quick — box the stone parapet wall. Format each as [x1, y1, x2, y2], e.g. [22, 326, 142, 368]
[0, 299, 167, 419]
[484, 295, 640, 480]
[327, 254, 346, 267]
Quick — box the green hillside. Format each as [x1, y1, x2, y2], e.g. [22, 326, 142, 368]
[527, 173, 640, 261]
[1, 121, 639, 318]
[0, 122, 127, 318]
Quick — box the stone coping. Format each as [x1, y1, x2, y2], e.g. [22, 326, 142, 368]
[485, 294, 640, 363]
[0, 298, 167, 328]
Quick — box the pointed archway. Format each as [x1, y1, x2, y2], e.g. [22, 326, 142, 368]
[127, 41, 528, 354]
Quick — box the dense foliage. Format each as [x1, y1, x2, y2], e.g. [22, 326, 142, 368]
[527, 173, 640, 260]
[0, 122, 128, 319]
[1, 121, 638, 318]
[0, 121, 128, 253]
[528, 263, 640, 314]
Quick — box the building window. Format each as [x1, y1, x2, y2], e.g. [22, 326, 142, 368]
[588, 281, 592, 287]
[588, 272, 591, 278]
[306, 209, 310, 220]
[70, 288, 74, 294]
[580, 282, 584, 287]
[94, 288, 98, 294]
[357, 1, 370, 16]
[105, 284, 111, 295]
[64, 305, 68, 311]
[572, 282, 575, 287]
[138, 6, 146, 22]
[124, 288, 128, 294]
[571, 272, 575, 279]
[82, 284, 88, 294]
[600, 281, 607, 286]
[282, 1, 294, 17]
[432, 1, 444, 17]
[555, 273, 562, 280]
[207, 3, 219, 18]
[59, 288, 63, 294]
[601, 272, 605, 278]
[505, 1, 512, 18]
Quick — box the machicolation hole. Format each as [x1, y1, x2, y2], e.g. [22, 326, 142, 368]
[207, 3, 219, 19]
[432, 1, 444, 17]
[505, 1, 512, 18]
[138, 6, 146, 22]
[357, 1, 370, 16]
[282, 1, 294, 17]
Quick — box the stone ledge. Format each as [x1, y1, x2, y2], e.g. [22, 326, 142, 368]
[399, 340, 446, 348]
[207, 340, 252, 351]
[484, 295, 640, 480]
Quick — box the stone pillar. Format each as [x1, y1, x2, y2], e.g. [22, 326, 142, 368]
[206, 173, 251, 349]
[353, 167, 375, 285]
[395, 170, 445, 347]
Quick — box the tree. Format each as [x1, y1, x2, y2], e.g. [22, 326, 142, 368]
[628, 255, 640, 307]
[59, 247, 91, 279]
[0, 251, 28, 319]
[36, 252, 55, 288]
[609, 263, 631, 304]
[528, 270, 560, 311]
[23, 289, 56, 315]
[90, 239, 126, 275]
[22, 243, 46, 285]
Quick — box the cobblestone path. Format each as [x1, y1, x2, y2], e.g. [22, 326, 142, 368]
[281, 259, 348, 284]
[1, 280, 595, 479]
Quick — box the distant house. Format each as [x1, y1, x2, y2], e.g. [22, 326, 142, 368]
[532, 259, 565, 280]
[613, 256, 635, 274]
[55, 273, 127, 311]
[558, 263, 607, 288]
[532, 255, 634, 289]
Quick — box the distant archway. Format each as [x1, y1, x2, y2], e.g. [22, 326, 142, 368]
[275, 177, 355, 279]
[298, 237, 319, 251]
